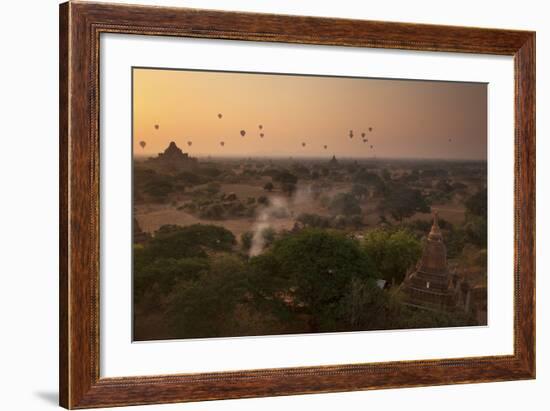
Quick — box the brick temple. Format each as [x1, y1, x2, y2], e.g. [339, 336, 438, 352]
[148, 141, 197, 170]
[401, 212, 459, 311]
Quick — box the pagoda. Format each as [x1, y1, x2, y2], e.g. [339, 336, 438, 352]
[148, 141, 197, 170]
[401, 212, 458, 311]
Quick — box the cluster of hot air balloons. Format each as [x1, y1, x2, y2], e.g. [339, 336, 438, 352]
[139, 115, 379, 156]
[216, 113, 269, 148]
[297, 125, 376, 154]
[356, 127, 376, 152]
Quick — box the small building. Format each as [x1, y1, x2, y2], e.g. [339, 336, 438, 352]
[401, 212, 459, 311]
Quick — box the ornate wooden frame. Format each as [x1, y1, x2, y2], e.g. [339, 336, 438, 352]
[59, 1, 535, 408]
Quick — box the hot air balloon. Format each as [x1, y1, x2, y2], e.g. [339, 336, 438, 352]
[218, 113, 223, 119]
[448, 138, 452, 142]
[240, 130, 246, 137]
[361, 132, 366, 138]
[187, 141, 192, 146]
[220, 141, 225, 147]
[154, 124, 159, 130]
[369, 127, 373, 132]
[370, 145, 374, 149]
[302, 142, 306, 147]
[259, 124, 263, 130]
[349, 130, 354, 139]
[260, 133, 264, 138]
[324, 145, 328, 150]
[139, 141, 146, 149]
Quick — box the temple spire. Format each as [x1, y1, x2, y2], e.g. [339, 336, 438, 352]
[401, 209, 456, 311]
[428, 210, 442, 241]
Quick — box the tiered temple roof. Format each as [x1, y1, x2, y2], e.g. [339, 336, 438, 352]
[148, 141, 197, 170]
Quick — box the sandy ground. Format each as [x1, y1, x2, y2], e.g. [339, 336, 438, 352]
[135, 180, 468, 241]
[135, 181, 355, 240]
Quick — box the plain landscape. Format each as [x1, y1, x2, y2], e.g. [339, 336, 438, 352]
[132, 68, 488, 341]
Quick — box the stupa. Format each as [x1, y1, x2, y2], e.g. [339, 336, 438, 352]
[401, 212, 458, 311]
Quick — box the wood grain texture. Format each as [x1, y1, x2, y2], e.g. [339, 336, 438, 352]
[59, 2, 69, 407]
[59, 1, 536, 408]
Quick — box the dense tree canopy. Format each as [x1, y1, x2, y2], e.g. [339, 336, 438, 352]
[249, 229, 377, 331]
[329, 192, 362, 215]
[465, 189, 487, 217]
[273, 170, 298, 185]
[168, 255, 247, 338]
[379, 185, 430, 221]
[143, 224, 236, 261]
[362, 229, 422, 284]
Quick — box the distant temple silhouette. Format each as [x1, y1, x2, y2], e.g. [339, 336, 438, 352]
[401, 212, 460, 311]
[147, 141, 197, 170]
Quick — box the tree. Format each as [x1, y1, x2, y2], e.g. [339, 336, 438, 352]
[199, 166, 222, 178]
[465, 189, 487, 217]
[379, 185, 430, 221]
[351, 183, 369, 200]
[464, 215, 487, 248]
[445, 227, 466, 258]
[241, 231, 253, 251]
[263, 181, 274, 192]
[145, 224, 236, 260]
[144, 178, 174, 201]
[362, 229, 422, 284]
[168, 255, 247, 338]
[273, 170, 298, 185]
[205, 182, 221, 195]
[281, 182, 296, 196]
[249, 229, 377, 332]
[353, 170, 386, 196]
[337, 277, 392, 330]
[176, 171, 203, 185]
[199, 203, 225, 219]
[464, 189, 487, 248]
[353, 170, 382, 186]
[435, 179, 453, 193]
[329, 192, 362, 215]
[297, 213, 332, 228]
[134, 256, 209, 298]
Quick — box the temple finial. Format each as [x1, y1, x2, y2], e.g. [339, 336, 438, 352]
[428, 210, 442, 240]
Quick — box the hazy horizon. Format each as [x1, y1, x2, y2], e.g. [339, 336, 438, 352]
[133, 68, 487, 160]
[134, 151, 488, 162]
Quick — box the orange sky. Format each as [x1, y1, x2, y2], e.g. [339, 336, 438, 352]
[133, 68, 487, 160]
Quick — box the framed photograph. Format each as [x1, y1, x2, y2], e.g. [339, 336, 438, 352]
[59, 2, 535, 408]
